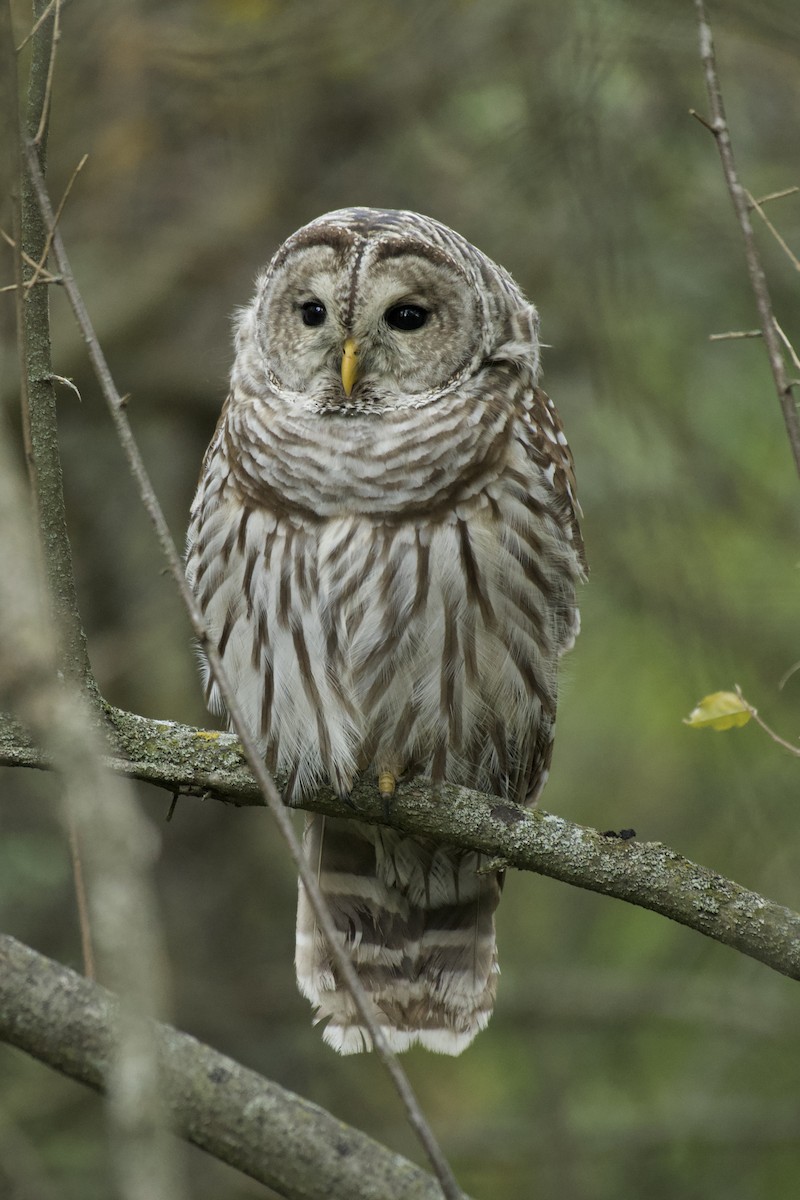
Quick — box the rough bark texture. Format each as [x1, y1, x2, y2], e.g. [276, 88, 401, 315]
[2, 705, 799, 983]
[0, 934, 459, 1200]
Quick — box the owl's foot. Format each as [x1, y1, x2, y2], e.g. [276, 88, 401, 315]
[377, 770, 398, 822]
[377, 770, 397, 799]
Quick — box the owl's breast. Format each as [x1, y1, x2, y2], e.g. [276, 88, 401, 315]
[188, 395, 580, 802]
[311, 488, 579, 799]
[225, 379, 514, 519]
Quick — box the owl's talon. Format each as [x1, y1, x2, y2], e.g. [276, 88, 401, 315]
[378, 771, 396, 798]
[378, 771, 397, 821]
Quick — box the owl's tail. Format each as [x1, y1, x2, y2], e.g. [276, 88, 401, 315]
[295, 814, 501, 1054]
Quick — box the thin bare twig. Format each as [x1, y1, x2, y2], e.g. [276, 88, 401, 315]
[26, 150, 87, 288]
[746, 188, 800, 273]
[688, 107, 716, 135]
[15, 0, 57, 51]
[33, 0, 60, 145]
[709, 329, 762, 341]
[778, 660, 800, 690]
[0, 277, 55, 291]
[66, 813, 95, 980]
[750, 186, 800, 207]
[1, 226, 59, 279]
[775, 321, 800, 373]
[735, 686, 800, 759]
[693, 0, 800, 479]
[24, 143, 464, 1200]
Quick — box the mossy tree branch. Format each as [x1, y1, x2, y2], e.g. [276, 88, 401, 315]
[1, 704, 798, 984]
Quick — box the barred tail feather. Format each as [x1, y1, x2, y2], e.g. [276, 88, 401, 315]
[295, 814, 501, 1054]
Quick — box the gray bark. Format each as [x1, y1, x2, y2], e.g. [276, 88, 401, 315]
[0, 934, 457, 1200]
[2, 704, 799, 983]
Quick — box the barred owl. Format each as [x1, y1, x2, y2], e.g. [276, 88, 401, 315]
[186, 208, 585, 1055]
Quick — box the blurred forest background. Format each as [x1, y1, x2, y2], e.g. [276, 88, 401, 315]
[1, 0, 799, 1197]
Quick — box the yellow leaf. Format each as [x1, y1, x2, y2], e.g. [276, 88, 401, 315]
[683, 691, 752, 731]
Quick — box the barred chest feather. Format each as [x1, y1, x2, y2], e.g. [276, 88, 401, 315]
[187, 399, 581, 807]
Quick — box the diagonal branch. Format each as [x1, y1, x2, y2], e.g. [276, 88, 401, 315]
[10, 4, 462, 1191]
[2, 706, 799, 983]
[0, 934, 460, 1200]
[22, 140, 464, 1200]
[692, 0, 800, 478]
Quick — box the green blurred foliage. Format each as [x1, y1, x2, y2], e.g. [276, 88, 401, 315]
[1, 0, 799, 1197]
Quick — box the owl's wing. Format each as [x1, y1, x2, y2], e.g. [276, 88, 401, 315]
[195, 394, 233, 485]
[521, 385, 587, 575]
[510, 384, 585, 805]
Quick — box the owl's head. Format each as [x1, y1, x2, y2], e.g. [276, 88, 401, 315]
[237, 208, 540, 415]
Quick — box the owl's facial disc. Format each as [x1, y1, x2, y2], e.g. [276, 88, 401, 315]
[257, 235, 480, 410]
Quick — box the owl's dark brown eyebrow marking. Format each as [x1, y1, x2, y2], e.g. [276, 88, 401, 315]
[372, 239, 459, 272]
[271, 226, 357, 271]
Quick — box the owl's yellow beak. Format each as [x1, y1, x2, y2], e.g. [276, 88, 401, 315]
[341, 338, 358, 397]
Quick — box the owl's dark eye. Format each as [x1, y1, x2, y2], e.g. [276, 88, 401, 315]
[385, 304, 428, 331]
[300, 300, 327, 327]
